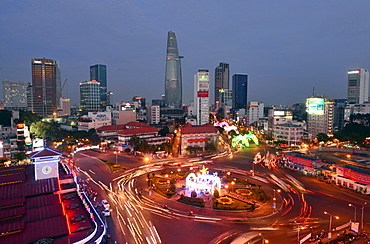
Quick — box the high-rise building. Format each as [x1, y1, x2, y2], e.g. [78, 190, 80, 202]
[194, 70, 210, 125]
[2, 80, 30, 111]
[31, 58, 60, 118]
[232, 74, 248, 109]
[57, 98, 71, 116]
[214, 62, 229, 107]
[248, 101, 264, 125]
[164, 31, 183, 108]
[306, 97, 335, 137]
[80, 81, 100, 112]
[347, 68, 369, 104]
[90, 64, 107, 110]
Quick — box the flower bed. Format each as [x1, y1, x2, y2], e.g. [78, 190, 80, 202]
[177, 194, 205, 208]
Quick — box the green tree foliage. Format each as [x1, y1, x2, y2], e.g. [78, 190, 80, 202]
[158, 126, 170, 136]
[14, 152, 26, 162]
[316, 133, 329, 142]
[128, 135, 141, 148]
[334, 123, 370, 144]
[186, 146, 203, 154]
[30, 121, 51, 139]
[213, 188, 220, 198]
[169, 184, 176, 193]
[0, 110, 12, 126]
[205, 141, 218, 153]
[18, 111, 41, 127]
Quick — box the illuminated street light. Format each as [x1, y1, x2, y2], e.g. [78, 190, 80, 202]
[361, 202, 367, 231]
[324, 211, 339, 240]
[348, 203, 357, 222]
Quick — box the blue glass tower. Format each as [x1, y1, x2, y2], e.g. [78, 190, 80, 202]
[90, 64, 107, 110]
[232, 74, 248, 109]
[165, 31, 183, 107]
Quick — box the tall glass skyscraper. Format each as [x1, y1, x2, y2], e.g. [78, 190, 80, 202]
[90, 64, 107, 110]
[232, 73, 248, 109]
[165, 31, 183, 108]
[80, 81, 100, 112]
[214, 62, 229, 106]
[31, 58, 60, 118]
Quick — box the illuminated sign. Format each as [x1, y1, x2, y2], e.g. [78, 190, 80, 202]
[199, 82, 209, 89]
[17, 123, 25, 130]
[35, 161, 59, 180]
[307, 98, 325, 115]
[348, 70, 360, 74]
[88, 111, 112, 119]
[120, 103, 135, 111]
[188, 138, 210, 143]
[273, 111, 285, 116]
[199, 76, 208, 81]
[197, 91, 209, 97]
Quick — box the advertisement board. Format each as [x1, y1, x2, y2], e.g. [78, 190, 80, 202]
[88, 111, 112, 119]
[197, 91, 209, 97]
[307, 98, 325, 115]
[34, 161, 59, 180]
[120, 103, 135, 111]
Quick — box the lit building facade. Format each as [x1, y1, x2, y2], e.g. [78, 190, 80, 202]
[57, 98, 71, 116]
[2, 80, 30, 111]
[78, 111, 111, 131]
[232, 74, 248, 109]
[273, 123, 304, 146]
[247, 101, 264, 125]
[31, 58, 60, 118]
[194, 70, 210, 125]
[347, 68, 369, 104]
[80, 81, 100, 112]
[180, 123, 219, 155]
[214, 62, 229, 107]
[306, 97, 336, 137]
[90, 64, 107, 110]
[164, 31, 183, 108]
[147, 105, 160, 124]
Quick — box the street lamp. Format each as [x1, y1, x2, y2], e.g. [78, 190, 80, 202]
[294, 221, 301, 243]
[348, 203, 357, 222]
[273, 189, 281, 212]
[259, 233, 269, 243]
[361, 202, 367, 231]
[114, 151, 119, 165]
[324, 211, 339, 240]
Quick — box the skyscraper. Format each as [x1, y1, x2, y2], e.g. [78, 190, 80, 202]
[194, 70, 210, 125]
[31, 58, 60, 118]
[347, 68, 369, 104]
[214, 62, 229, 106]
[164, 31, 183, 108]
[2, 80, 30, 111]
[232, 74, 248, 109]
[80, 81, 100, 112]
[90, 64, 107, 110]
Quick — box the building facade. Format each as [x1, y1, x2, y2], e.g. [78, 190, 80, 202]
[147, 105, 160, 124]
[2, 80, 30, 111]
[78, 111, 112, 131]
[347, 68, 369, 104]
[214, 62, 229, 107]
[248, 101, 264, 125]
[80, 81, 100, 112]
[31, 58, 60, 118]
[164, 31, 183, 108]
[232, 74, 248, 109]
[90, 64, 107, 110]
[194, 70, 210, 125]
[306, 97, 336, 137]
[273, 123, 304, 147]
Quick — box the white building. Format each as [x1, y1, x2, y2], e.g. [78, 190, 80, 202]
[347, 68, 369, 104]
[273, 122, 304, 146]
[194, 70, 210, 125]
[248, 101, 264, 125]
[78, 111, 112, 131]
[147, 105, 160, 124]
[57, 97, 70, 116]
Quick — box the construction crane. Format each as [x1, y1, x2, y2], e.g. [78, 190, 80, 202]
[53, 79, 68, 119]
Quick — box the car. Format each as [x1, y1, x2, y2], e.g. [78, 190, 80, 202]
[102, 209, 111, 216]
[102, 199, 110, 209]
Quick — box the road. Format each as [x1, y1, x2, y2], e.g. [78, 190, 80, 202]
[72, 147, 370, 244]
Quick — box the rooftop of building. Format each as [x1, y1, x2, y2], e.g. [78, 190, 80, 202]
[284, 152, 321, 161]
[181, 123, 219, 134]
[339, 164, 370, 176]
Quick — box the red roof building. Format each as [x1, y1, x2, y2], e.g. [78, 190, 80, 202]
[180, 123, 219, 155]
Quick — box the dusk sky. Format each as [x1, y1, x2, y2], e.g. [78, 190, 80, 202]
[1, 1, 370, 106]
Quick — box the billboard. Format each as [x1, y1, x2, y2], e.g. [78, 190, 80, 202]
[198, 91, 209, 97]
[120, 103, 135, 111]
[88, 111, 112, 119]
[34, 161, 59, 180]
[307, 98, 325, 115]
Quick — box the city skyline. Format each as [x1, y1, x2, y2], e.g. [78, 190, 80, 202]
[1, 1, 370, 106]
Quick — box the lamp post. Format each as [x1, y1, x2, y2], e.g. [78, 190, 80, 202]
[294, 221, 301, 244]
[273, 189, 281, 212]
[259, 233, 269, 243]
[324, 211, 339, 241]
[114, 151, 119, 165]
[348, 203, 357, 222]
[361, 202, 367, 231]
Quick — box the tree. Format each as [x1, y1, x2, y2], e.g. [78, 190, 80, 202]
[191, 190, 197, 198]
[14, 152, 26, 162]
[30, 121, 50, 138]
[158, 126, 170, 136]
[316, 133, 329, 142]
[18, 111, 41, 127]
[205, 141, 218, 153]
[128, 135, 141, 149]
[0, 110, 12, 126]
[213, 188, 220, 198]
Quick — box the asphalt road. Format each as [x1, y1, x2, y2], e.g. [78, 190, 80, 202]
[72, 147, 370, 244]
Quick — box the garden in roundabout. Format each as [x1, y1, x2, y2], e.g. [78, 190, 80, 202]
[147, 165, 269, 211]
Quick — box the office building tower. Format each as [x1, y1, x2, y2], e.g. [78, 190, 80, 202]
[164, 31, 183, 108]
[31, 58, 60, 118]
[347, 68, 369, 104]
[147, 105, 160, 124]
[194, 70, 210, 125]
[2, 80, 30, 111]
[107, 91, 113, 106]
[306, 97, 335, 137]
[333, 99, 347, 132]
[214, 62, 229, 106]
[57, 98, 71, 116]
[90, 64, 107, 110]
[219, 88, 233, 106]
[80, 81, 100, 112]
[232, 74, 248, 109]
